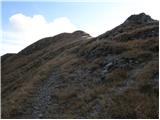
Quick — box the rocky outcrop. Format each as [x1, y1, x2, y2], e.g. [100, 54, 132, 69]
[124, 13, 156, 24]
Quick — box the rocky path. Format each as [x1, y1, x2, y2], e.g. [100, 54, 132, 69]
[31, 73, 55, 118]
[21, 69, 60, 118]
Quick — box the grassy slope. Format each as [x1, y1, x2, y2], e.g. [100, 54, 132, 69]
[1, 18, 159, 118]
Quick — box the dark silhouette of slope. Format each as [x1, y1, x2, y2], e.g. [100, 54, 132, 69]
[1, 53, 15, 63]
[1, 13, 159, 119]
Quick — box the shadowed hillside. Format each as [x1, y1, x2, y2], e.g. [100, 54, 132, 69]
[1, 13, 159, 119]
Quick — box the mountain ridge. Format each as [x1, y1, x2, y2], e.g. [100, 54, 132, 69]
[1, 13, 158, 57]
[1, 13, 159, 119]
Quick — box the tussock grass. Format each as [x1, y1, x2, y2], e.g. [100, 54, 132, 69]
[105, 68, 128, 86]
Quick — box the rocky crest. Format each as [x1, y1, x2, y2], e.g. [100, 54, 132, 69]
[124, 13, 156, 24]
[98, 13, 158, 40]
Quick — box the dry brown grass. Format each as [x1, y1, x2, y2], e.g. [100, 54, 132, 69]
[106, 88, 158, 118]
[79, 40, 129, 60]
[121, 49, 152, 62]
[1, 49, 77, 118]
[106, 68, 128, 86]
[123, 37, 158, 53]
[54, 87, 78, 101]
[92, 57, 105, 65]
[135, 60, 158, 84]
[80, 85, 108, 103]
[61, 57, 87, 71]
[113, 25, 158, 41]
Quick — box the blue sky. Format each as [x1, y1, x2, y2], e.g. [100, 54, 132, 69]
[1, 0, 159, 55]
[2, 2, 126, 31]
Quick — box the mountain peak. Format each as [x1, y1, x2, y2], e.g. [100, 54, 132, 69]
[72, 30, 91, 37]
[124, 13, 155, 24]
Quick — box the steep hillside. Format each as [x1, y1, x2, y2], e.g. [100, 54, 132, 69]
[1, 13, 159, 118]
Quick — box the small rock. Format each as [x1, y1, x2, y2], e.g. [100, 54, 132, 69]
[38, 113, 43, 118]
[135, 61, 139, 64]
[34, 106, 39, 110]
[129, 59, 133, 63]
[104, 62, 113, 71]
